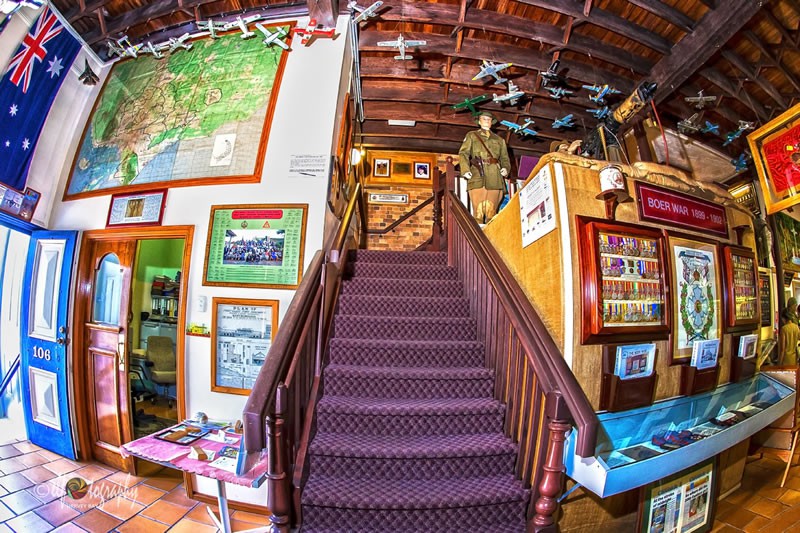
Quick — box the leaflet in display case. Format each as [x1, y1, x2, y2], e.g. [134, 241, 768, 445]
[722, 245, 760, 331]
[564, 373, 795, 498]
[576, 217, 669, 344]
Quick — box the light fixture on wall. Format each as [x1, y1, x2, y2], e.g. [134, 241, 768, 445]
[387, 119, 416, 127]
[351, 147, 363, 166]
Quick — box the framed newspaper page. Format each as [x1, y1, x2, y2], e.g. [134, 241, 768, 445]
[639, 458, 716, 533]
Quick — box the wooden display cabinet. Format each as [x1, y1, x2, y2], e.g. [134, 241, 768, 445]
[577, 216, 670, 345]
[722, 246, 760, 332]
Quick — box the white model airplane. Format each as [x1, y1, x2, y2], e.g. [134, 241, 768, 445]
[255, 24, 289, 50]
[140, 41, 164, 59]
[107, 36, 141, 59]
[492, 81, 525, 106]
[677, 112, 702, 134]
[472, 59, 512, 84]
[684, 90, 717, 109]
[349, 0, 384, 24]
[738, 120, 756, 131]
[224, 15, 262, 39]
[197, 19, 227, 39]
[376, 34, 427, 61]
[167, 33, 193, 52]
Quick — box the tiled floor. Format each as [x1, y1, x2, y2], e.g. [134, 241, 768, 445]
[0, 438, 268, 532]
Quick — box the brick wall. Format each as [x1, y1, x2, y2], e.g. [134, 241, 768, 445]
[366, 186, 434, 251]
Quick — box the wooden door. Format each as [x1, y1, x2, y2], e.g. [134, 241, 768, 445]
[83, 239, 136, 470]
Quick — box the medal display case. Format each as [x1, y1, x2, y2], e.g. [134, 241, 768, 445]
[577, 217, 669, 344]
[722, 246, 760, 331]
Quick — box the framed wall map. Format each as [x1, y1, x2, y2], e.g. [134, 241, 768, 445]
[203, 204, 308, 288]
[65, 27, 290, 200]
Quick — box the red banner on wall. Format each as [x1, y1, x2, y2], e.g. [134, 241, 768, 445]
[635, 182, 728, 237]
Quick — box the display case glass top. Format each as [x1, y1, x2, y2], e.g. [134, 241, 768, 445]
[723, 246, 760, 330]
[564, 373, 795, 497]
[577, 217, 669, 344]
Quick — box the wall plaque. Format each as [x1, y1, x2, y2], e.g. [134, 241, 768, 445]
[636, 183, 727, 237]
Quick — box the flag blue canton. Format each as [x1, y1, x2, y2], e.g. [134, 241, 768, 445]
[0, 6, 80, 190]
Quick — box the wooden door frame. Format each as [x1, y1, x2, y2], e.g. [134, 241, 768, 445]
[72, 225, 194, 464]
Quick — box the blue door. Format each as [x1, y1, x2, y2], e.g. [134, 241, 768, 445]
[20, 230, 77, 459]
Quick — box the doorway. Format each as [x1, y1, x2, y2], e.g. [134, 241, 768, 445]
[73, 226, 193, 471]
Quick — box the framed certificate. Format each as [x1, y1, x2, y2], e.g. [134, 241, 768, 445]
[106, 189, 167, 227]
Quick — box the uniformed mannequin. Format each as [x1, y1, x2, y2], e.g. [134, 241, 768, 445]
[458, 111, 511, 224]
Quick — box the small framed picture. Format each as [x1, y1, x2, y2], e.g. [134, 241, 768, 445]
[106, 189, 167, 227]
[738, 334, 758, 359]
[414, 162, 431, 179]
[690, 339, 720, 370]
[373, 158, 390, 177]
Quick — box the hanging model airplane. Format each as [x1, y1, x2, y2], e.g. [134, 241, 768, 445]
[292, 19, 338, 46]
[196, 19, 227, 39]
[701, 121, 720, 135]
[78, 59, 99, 85]
[376, 34, 427, 60]
[723, 129, 745, 147]
[492, 81, 525, 105]
[738, 120, 756, 132]
[552, 114, 575, 129]
[255, 24, 290, 50]
[140, 41, 165, 59]
[224, 15, 262, 39]
[677, 112, 702, 134]
[540, 59, 561, 86]
[582, 83, 622, 104]
[166, 33, 193, 52]
[348, 0, 385, 24]
[500, 118, 537, 137]
[590, 106, 610, 120]
[731, 153, 750, 172]
[451, 95, 490, 115]
[472, 59, 512, 84]
[107, 36, 141, 59]
[546, 86, 573, 100]
[684, 90, 717, 109]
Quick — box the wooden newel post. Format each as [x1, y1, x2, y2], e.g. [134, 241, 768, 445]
[533, 418, 571, 532]
[267, 383, 291, 532]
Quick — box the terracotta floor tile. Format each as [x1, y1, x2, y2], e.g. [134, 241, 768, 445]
[0, 457, 27, 474]
[62, 483, 105, 512]
[34, 499, 81, 527]
[43, 458, 81, 476]
[72, 508, 123, 533]
[780, 489, 800, 506]
[22, 464, 58, 484]
[11, 441, 41, 454]
[116, 515, 169, 533]
[724, 507, 758, 529]
[232, 518, 268, 532]
[0, 524, 12, 533]
[16, 452, 49, 468]
[36, 449, 63, 462]
[89, 478, 126, 502]
[711, 523, 741, 533]
[167, 518, 219, 533]
[0, 445, 23, 459]
[742, 515, 771, 532]
[28, 480, 67, 504]
[73, 464, 115, 483]
[5, 510, 54, 533]
[141, 499, 190, 525]
[122, 483, 166, 506]
[143, 475, 182, 492]
[0, 486, 7, 498]
[1, 488, 42, 514]
[231, 509, 270, 525]
[0, 501, 15, 522]
[748, 497, 787, 518]
[785, 476, 800, 492]
[100, 493, 145, 520]
[51, 524, 88, 533]
[758, 485, 787, 501]
[724, 489, 753, 506]
[0, 471, 34, 492]
[758, 508, 800, 531]
[160, 487, 198, 509]
[183, 503, 218, 526]
[106, 471, 145, 488]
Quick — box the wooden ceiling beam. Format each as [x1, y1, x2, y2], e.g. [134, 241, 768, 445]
[625, 0, 695, 33]
[721, 49, 787, 108]
[699, 67, 769, 121]
[649, 0, 764, 104]
[64, 0, 113, 23]
[744, 30, 800, 94]
[307, 0, 336, 27]
[762, 10, 798, 53]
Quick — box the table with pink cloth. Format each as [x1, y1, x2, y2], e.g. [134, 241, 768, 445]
[122, 426, 268, 532]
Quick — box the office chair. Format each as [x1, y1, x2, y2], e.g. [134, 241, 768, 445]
[130, 357, 158, 426]
[146, 335, 177, 408]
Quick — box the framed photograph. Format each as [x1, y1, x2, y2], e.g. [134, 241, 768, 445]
[211, 297, 279, 395]
[748, 103, 800, 214]
[106, 189, 167, 227]
[667, 233, 721, 364]
[414, 162, 431, 179]
[373, 158, 390, 177]
[738, 334, 758, 359]
[0, 185, 40, 221]
[639, 458, 716, 533]
[690, 339, 719, 370]
[203, 204, 308, 289]
[614, 343, 656, 380]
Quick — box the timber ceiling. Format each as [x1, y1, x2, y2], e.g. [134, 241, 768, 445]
[52, 0, 800, 168]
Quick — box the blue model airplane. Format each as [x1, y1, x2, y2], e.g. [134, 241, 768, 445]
[472, 59, 512, 84]
[731, 153, 749, 172]
[722, 129, 744, 147]
[552, 114, 575, 129]
[546, 86, 573, 100]
[700, 121, 720, 135]
[590, 106, 610, 120]
[582, 83, 622, 104]
[500, 118, 537, 137]
[451, 94, 490, 115]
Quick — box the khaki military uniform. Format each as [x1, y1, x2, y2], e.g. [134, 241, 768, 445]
[458, 128, 511, 223]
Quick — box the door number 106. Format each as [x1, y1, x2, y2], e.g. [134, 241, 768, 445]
[32, 347, 51, 361]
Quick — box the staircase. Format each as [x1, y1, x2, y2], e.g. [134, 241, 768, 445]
[300, 249, 530, 532]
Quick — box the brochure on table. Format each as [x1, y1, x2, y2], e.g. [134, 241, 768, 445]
[563, 373, 795, 498]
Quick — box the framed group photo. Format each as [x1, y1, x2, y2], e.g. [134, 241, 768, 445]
[373, 158, 390, 177]
[106, 189, 167, 227]
[211, 297, 279, 395]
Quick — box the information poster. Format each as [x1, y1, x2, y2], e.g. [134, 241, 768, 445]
[758, 271, 772, 328]
[642, 460, 714, 533]
[519, 164, 557, 248]
[203, 204, 308, 288]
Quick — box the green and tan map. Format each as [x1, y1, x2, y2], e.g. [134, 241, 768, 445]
[67, 31, 287, 197]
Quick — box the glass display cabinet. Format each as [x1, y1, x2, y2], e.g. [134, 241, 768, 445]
[564, 373, 795, 497]
[576, 217, 669, 344]
[722, 246, 760, 331]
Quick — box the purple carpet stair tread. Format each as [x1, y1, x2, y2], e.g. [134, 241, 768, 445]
[301, 250, 529, 532]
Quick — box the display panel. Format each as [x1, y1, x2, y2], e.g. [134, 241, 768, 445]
[639, 459, 716, 533]
[722, 246, 760, 331]
[759, 269, 773, 329]
[577, 217, 669, 345]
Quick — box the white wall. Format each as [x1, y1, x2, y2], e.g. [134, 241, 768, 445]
[22, 14, 353, 506]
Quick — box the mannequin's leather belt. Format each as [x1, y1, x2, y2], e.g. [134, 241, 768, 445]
[479, 157, 499, 164]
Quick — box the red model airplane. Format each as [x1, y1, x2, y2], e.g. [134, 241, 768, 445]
[292, 19, 337, 46]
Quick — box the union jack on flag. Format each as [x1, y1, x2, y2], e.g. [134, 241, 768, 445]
[0, 5, 80, 190]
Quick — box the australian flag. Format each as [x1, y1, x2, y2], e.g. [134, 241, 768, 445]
[0, 6, 80, 190]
